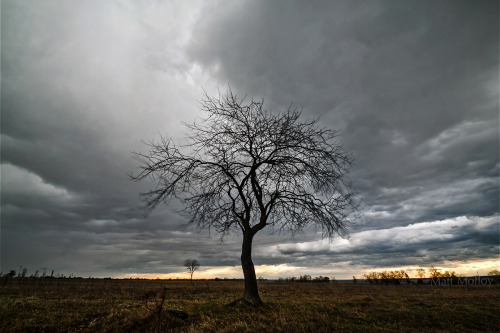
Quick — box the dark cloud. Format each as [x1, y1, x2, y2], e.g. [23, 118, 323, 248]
[188, 0, 499, 229]
[1, 0, 498, 278]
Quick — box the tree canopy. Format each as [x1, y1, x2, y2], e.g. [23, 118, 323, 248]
[133, 89, 358, 238]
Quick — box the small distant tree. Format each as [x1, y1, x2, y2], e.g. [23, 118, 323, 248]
[403, 271, 410, 284]
[363, 272, 378, 284]
[441, 270, 456, 278]
[427, 266, 441, 278]
[184, 259, 200, 281]
[298, 275, 312, 283]
[313, 276, 329, 283]
[416, 268, 426, 279]
[379, 271, 390, 284]
[487, 269, 500, 276]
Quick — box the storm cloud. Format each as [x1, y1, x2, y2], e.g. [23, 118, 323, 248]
[1, 0, 498, 278]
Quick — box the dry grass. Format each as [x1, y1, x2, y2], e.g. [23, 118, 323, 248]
[1, 278, 499, 332]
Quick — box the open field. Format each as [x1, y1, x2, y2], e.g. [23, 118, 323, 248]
[1, 278, 499, 332]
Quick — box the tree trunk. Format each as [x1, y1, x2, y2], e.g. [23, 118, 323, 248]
[241, 232, 262, 305]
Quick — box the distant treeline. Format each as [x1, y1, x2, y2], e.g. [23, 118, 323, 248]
[3, 266, 499, 285]
[361, 268, 500, 285]
[276, 275, 331, 283]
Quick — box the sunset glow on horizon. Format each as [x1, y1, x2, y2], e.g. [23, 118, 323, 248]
[114, 259, 499, 281]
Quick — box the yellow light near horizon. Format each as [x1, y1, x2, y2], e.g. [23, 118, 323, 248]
[115, 264, 304, 280]
[115, 259, 499, 280]
[255, 264, 303, 276]
[356, 259, 500, 278]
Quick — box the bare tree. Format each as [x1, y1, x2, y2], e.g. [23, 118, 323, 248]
[416, 268, 426, 279]
[488, 269, 500, 276]
[184, 259, 200, 281]
[132, 88, 359, 305]
[428, 266, 442, 278]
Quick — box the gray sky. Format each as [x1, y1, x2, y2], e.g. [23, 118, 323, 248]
[1, 0, 498, 279]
